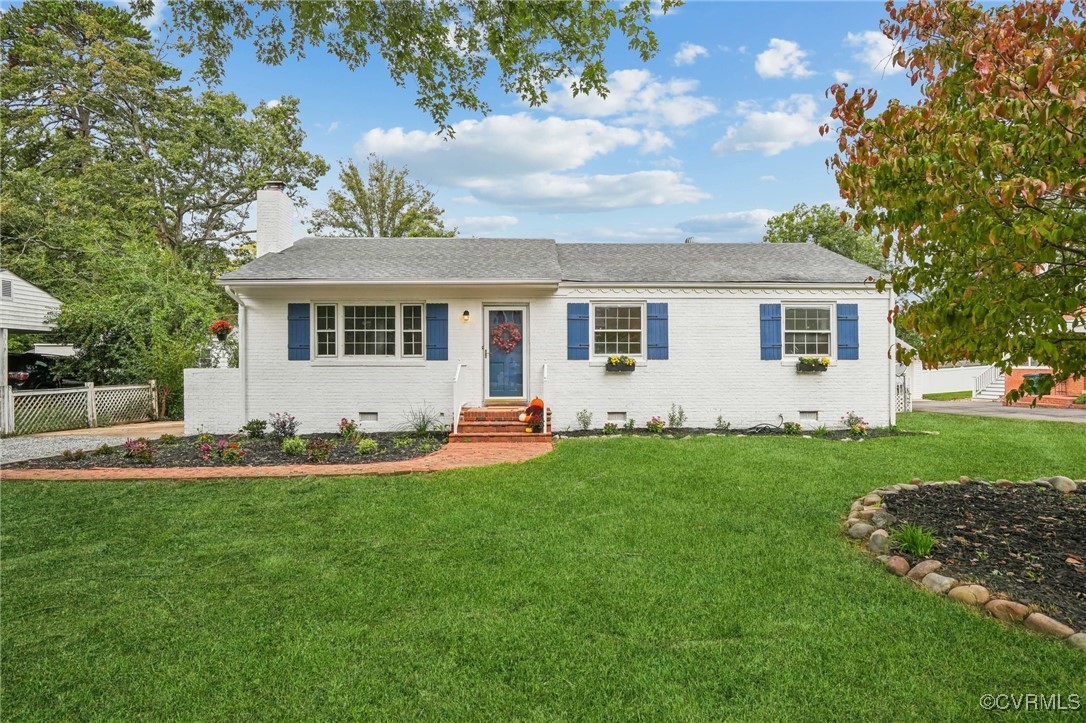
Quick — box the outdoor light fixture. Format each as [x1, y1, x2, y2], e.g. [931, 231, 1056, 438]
[462, 310, 471, 322]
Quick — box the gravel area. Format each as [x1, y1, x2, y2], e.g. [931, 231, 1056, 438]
[2, 435, 138, 464]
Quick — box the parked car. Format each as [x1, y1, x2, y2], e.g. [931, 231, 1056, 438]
[6, 353, 57, 389]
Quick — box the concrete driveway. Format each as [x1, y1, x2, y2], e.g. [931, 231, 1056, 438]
[912, 400, 1086, 424]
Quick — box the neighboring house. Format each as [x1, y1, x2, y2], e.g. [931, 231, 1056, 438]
[184, 184, 897, 435]
[0, 269, 61, 384]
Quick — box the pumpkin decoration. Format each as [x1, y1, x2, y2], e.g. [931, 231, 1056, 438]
[522, 397, 546, 433]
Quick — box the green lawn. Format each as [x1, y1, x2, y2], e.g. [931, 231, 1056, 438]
[922, 390, 973, 401]
[3, 413, 1085, 720]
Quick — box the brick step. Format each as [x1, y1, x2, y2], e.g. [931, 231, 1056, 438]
[456, 421, 540, 433]
[1009, 395, 1081, 409]
[460, 407, 551, 422]
[449, 432, 553, 444]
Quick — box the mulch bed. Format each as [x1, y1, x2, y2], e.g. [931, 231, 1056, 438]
[883, 483, 1086, 629]
[4, 433, 448, 470]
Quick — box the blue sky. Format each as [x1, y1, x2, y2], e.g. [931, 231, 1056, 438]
[148, 1, 921, 243]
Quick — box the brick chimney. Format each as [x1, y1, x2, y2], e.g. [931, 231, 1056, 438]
[255, 180, 296, 257]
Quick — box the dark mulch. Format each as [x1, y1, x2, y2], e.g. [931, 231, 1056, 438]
[557, 426, 912, 441]
[5, 433, 448, 470]
[883, 483, 1086, 629]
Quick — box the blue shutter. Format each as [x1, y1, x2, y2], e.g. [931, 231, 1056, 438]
[646, 303, 669, 360]
[759, 304, 782, 360]
[837, 304, 859, 360]
[425, 303, 449, 361]
[567, 303, 589, 360]
[287, 303, 310, 361]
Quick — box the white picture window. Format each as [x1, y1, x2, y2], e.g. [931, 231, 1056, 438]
[401, 304, 424, 357]
[344, 305, 396, 356]
[784, 305, 832, 356]
[315, 304, 337, 357]
[593, 304, 643, 356]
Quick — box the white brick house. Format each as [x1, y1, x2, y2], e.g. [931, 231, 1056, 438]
[185, 186, 896, 435]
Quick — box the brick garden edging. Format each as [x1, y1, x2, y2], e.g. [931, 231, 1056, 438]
[844, 476, 1086, 653]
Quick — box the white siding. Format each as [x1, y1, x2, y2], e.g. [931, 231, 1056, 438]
[186, 283, 895, 433]
[0, 270, 61, 332]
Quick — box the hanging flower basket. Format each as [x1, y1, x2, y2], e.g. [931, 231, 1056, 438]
[796, 356, 831, 373]
[605, 355, 636, 372]
[490, 322, 522, 353]
[209, 320, 234, 341]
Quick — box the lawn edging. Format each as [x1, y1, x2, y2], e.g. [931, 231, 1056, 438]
[844, 476, 1086, 653]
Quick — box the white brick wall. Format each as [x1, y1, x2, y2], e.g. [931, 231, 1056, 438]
[185, 284, 895, 434]
[183, 368, 244, 435]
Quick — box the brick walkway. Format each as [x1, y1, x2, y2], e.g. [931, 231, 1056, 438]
[1, 442, 553, 481]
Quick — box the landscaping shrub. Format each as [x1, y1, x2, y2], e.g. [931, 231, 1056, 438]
[576, 409, 593, 431]
[1074, 393, 1086, 405]
[280, 437, 307, 456]
[122, 439, 156, 465]
[93, 443, 115, 456]
[338, 417, 358, 438]
[241, 419, 268, 439]
[892, 523, 938, 557]
[62, 449, 87, 460]
[667, 404, 687, 428]
[305, 437, 336, 464]
[216, 439, 246, 464]
[402, 404, 443, 435]
[355, 438, 379, 455]
[392, 436, 412, 450]
[715, 416, 731, 432]
[158, 434, 180, 446]
[842, 411, 868, 438]
[269, 412, 300, 439]
[782, 421, 802, 435]
[645, 416, 665, 434]
[623, 418, 636, 433]
[602, 422, 618, 435]
[195, 432, 214, 445]
[812, 424, 829, 438]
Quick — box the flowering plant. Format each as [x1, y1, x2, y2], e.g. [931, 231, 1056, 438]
[607, 355, 636, 367]
[841, 410, 868, 438]
[269, 411, 300, 439]
[338, 417, 358, 438]
[646, 416, 665, 433]
[798, 356, 832, 369]
[209, 320, 234, 336]
[782, 421, 802, 435]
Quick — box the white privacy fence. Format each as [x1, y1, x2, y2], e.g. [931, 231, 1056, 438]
[0, 381, 156, 436]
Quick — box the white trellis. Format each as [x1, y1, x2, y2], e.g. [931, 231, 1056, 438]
[1, 381, 156, 436]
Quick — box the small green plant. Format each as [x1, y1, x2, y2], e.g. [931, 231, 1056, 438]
[667, 404, 687, 428]
[216, 439, 246, 464]
[602, 422, 619, 435]
[714, 415, 731, 432]
[122, 439, 156, 465]
[812, 424, 829, 438]
[416, 441, 442, 453]
[392, 436, 413, 449]
[402, 404, 442, 435]
[305, 437, 337, 464]
[841, 411, 868, 438]
[195, 432, 214, 446]
[576, 409, 593, 431]
[62, 448, 87, 460]
[338, 417, 358, 438]
[355, 438, 379, 455]
[1073, 393, 1086, 405]
[280, 436, 307, 456]
[240, 419, 268, 439]
[93, 443, 115, 456]
[782, 421, 802, 435]
[645, 416, 665, 433]
[158, 434, 180, 446]
[891, 523, 938, 557]
[623, 418, 636, 433]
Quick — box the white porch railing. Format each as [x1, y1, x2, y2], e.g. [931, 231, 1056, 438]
[973, 365, 1001, 397]
[451, 361, 466, 434]
[540, 361, 549, 434]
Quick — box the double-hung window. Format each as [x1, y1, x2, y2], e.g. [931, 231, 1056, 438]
[593, 304, 643, 356]
[784, 305, 832, 356]
[315, 304, 337, 357]
[344, 305, 396, 356]
[401, 304, 423, 357]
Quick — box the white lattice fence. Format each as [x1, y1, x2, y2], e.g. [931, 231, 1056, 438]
[95, 385, 155, 427]
[6, 382, 156, 436]
[896, 380, 912, 412]
[12, 388, 90, 435]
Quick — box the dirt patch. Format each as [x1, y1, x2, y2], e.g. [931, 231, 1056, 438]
[3, 432, 447, 470]
[883, 483, 1086, 629]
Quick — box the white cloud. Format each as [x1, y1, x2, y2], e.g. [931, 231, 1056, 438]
[672, 42, 709, 66]
[676, 209, 779, 243]
[546, 69, 716, 128]
[755, 39, 814, 79]
[845, 31, 902, 76]
[712, 95, 829, 156]
[265, 99, 281, 109]
[833, 69, 854, 84]
[460, 215, 519, 235]
[759, 175, 778, 182]
[326, 121, 340, 134]
[357, 113, 707, 212]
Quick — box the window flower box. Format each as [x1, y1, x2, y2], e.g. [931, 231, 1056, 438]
[605, 355, 636, 372]
[796, 356, 831, 373]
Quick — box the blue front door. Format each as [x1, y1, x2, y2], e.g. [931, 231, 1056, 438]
[487, 307, 525, 399]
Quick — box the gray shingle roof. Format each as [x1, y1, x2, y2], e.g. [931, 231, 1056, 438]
[220, 238, 880, 285]
[557, 242, 880, 284]
[219, 237, 562, 283]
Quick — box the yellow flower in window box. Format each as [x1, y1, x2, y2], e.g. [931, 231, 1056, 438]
[605, 355, 636, 372]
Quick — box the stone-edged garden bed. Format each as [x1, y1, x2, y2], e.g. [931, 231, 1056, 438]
[3, 432, 448, 470]
[845, 476, 1086, 652]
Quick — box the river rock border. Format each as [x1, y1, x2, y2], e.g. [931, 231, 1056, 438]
[844, 475, 1086, 653]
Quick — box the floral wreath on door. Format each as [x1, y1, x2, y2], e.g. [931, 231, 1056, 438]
[490, 321, 522, 353]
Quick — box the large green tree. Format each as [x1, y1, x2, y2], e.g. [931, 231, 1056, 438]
[763, 203, 887, 271]
[307, 155, 455, 238]
[144, 0, 679, 132]
[826, 0, 1085, 396]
